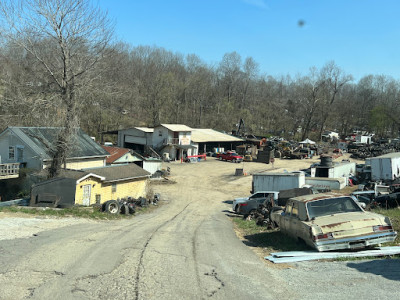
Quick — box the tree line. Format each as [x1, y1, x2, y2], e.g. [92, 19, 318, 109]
[1, 1, 399, 157]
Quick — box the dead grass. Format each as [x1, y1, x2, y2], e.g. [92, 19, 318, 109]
[0, 202, 161, 220]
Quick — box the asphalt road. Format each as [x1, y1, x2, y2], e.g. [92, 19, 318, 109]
[1, 159, 400, 300]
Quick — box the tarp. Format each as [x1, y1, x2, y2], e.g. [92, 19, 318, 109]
[300, 138, 315, 144]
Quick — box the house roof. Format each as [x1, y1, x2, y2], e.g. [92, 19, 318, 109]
[38, 163, 151, 183]
[85, 164, 151, 182]
[159, 124, 192, 132]
[191, 129, 244, 143]
[135, 127, 154, 133]
[102, 146, 131, 164]
[5, 127, 108, 160]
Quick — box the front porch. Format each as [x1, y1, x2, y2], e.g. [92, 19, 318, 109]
[0, 163, 20, 179]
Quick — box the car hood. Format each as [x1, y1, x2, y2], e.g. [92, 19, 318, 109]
[234, 197, 248, 203]
[310, 212, 389, 236]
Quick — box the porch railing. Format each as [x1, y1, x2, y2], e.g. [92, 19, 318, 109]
[0, 163, 20, 179]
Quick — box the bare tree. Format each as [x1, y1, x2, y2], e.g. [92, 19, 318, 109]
[317, 61, 353, 138]
[0, 0, 114, 177]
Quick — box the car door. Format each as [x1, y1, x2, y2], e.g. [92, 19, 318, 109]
[289, 201, 301, 238]
[251, 193, 267, 208]
[281, 201, 293, 234]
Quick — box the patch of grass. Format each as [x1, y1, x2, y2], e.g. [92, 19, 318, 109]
[372, 207, 400, 245]
[0, 206, 127, 220]
[233, 217, 310, 253]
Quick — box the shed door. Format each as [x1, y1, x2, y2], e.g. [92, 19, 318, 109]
[83, 184, 91, 206]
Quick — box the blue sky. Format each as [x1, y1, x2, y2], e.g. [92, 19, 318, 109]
[99, 0, 400, 81]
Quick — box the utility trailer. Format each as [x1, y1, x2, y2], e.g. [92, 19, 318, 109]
[252, 172, 305, 193]
[369, 152, 400, 181]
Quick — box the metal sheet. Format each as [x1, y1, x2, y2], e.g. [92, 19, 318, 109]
[265, 246, 400, 263]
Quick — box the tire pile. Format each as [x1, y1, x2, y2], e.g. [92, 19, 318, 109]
[101, 195, 159, 215]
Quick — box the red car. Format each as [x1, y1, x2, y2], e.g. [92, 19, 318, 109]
[216, 151, 243, 163]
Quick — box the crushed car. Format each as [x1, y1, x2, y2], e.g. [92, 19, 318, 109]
[270, 193, 397, 252]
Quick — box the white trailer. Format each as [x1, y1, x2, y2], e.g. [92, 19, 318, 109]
[370, 152, 400, 181]
[312, 161, 355, 177]
[355, 135, 372, 144]
[252, 172, 305, 193]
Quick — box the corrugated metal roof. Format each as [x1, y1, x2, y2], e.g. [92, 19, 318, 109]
[135, 127, 154, 133]
[160, 124, 192, 132]
[9, 127, 109, 160]
[191, 129, 244, 143]
[102, 146, 131, 164]
[34, 168, 89, 180]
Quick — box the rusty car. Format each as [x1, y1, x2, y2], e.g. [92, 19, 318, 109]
[270, 193, 397, 252]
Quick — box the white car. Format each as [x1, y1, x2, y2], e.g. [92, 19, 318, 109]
[232, 191, 279, 213]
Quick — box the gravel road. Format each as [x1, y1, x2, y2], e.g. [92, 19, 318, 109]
[0, 156, 399, 300]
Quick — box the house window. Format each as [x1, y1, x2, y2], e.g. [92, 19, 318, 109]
[96, 194, 101, 204]
[8, 147, 15, 160]
[159, 130, 162, 136]
[112, 183, 117, 193]
[16, 146, 24, 162]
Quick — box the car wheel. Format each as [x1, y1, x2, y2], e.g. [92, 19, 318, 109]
[219, 157, 222, 161]
[235, 205, 240, 213]
[121, 204, 130, 215]
[232, 159, 236, 163]
[105, 200, 120, 214]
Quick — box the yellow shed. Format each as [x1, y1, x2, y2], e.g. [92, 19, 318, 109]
[31, 164, 151, 207]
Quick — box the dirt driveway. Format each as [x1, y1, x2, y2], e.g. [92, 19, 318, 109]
[1, 155, 400, 300]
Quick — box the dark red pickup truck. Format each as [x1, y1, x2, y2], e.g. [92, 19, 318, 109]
[216, 151, 243, 163]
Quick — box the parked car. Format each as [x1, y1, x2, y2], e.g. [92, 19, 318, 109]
[216, 151, 243, 163]
[270, 193, 397, 252]
[232, 191, 279, 213]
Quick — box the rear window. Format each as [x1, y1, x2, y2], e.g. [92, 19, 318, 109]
[306, 197, 362, 219]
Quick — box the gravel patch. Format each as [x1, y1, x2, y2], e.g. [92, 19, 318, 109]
[0, 213, 94, 241]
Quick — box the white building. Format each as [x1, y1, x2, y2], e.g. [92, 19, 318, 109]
[116, 124, 245, 161]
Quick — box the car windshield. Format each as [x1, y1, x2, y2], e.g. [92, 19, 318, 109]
[306, 197, 362, 219]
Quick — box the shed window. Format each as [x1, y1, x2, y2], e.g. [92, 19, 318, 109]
[96, 194, 101, 204]
[112, 183, 117, 193]
[8, 147, 15, 160]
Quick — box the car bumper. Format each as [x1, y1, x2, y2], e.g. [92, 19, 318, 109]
[313, 231, 397, 252]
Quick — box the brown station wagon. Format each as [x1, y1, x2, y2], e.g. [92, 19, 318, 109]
[270, 193, 397, 252]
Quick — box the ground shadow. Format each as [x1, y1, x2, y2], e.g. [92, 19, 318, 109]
[347, 259, 400, 281]
[222, 200, 233, 205]
[242, 231, 311, 252]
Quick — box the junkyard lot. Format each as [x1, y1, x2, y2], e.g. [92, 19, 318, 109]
[0, 156, 400, 300]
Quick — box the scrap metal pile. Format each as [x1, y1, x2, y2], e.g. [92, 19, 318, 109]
[267, 139, 319, 159]
[348, 142, 400, 159]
